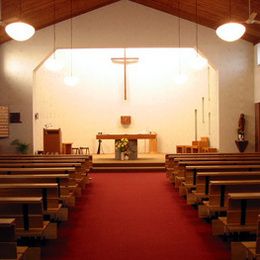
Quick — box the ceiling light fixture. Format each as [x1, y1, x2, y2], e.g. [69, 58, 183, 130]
[64, 0, 78, 87]
[3, 0, 35, 41]
[175, 0, 187, 85]
[44, 0, 63, 72]
[216, 0, 245, 42]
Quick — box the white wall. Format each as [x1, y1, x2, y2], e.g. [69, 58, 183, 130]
[0, 0, 255, 153]
[34, 48, 218, 154]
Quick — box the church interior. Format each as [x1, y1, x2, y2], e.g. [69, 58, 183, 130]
[0, 0, 260, 259]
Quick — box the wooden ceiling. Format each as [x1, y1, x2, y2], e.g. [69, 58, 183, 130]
[1, 0, 260, 44]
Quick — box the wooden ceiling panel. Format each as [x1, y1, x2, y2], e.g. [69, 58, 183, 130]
[0, 0, 260, 44]
[132, 0, 260, 44]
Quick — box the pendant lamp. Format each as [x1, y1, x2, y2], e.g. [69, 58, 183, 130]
[216, 0, 245, 42]
[4, 1, 35, 41]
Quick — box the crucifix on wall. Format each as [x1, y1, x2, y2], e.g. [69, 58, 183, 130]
[111, 48, 139, 100]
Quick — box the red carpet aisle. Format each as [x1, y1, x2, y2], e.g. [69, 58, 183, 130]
[42, 172, 230, 260]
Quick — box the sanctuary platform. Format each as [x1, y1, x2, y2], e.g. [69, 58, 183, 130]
[92, 153, 165, 172]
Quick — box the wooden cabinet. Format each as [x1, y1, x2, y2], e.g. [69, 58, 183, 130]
[43, 129, 62, 154]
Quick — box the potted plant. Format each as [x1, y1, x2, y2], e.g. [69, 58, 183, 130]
[10, 139, 30, 154]
[115, 138, 129, 160]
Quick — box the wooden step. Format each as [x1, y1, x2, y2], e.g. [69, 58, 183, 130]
[92, 166, 165, 173]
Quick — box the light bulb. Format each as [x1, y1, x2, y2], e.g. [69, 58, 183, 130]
[64, 75, 79, 87]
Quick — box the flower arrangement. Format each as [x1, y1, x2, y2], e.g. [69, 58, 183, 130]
[115, 138, 129, 152]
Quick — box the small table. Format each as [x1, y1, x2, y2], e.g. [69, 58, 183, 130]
[235, 140, 248, 153]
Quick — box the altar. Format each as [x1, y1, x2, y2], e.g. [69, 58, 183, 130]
[96, 134, 157, 160]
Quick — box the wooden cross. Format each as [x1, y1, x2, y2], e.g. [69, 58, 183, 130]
[111, 48, 139, 100]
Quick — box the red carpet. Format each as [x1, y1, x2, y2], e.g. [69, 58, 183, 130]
[42, 172, 231, 260]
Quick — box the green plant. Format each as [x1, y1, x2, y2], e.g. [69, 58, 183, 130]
[115, 138, 129, 152]
[11, 139, 29, 154]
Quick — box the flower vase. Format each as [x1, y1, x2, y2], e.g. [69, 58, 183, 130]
[120, 152, 125, 160]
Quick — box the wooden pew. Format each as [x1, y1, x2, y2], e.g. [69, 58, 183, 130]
[0, 161, 86, 177]
[0, 161, 87, 176]
[178, 160, 260, 172]
[0, 197, 55, 239]
[212, 192, 260, 236]
[0, 218, 30, 260]
[0, 183, 60, 215]
[0, 160, 86, 173]
[166, 153, 260, 178]
[0, 167, 75, 175]
[0, 154, 91, 164]
[232, 214, 260, 260]
[0, 168, 81, 206]
[0, 155, 93, 177]
[0, 181, 69, 219]
[189, 171, 260, 205]
[166, 152, 260, 170]
[0, 154, 90, 160]
[0, 173, 70, 189]
[168, 155, 260, 184]
[172, 160, 260, 186]
[200, 180, 260, 218]
[0, 155, 91, 258]
[0, 174, 72, 217]
[0, 162, 88, 190]
[0, 154, 92, 170]
[0, 162, 82, 168]
[0, 167, 81, 195]
[179, 165, 260, 196]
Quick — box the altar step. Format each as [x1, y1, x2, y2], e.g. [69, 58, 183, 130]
[91, 162, 165, 173]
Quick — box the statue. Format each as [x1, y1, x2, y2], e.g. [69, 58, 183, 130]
[237, 113, 245, 140]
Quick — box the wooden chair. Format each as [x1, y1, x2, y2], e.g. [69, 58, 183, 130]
[72, 147, 80, 154]
[184, 146, 192, 153]
[79, 147, 90, 155]
[191, 141, 201, 153]
[200, 137, 209, 149]
[176, 145, 185, 153]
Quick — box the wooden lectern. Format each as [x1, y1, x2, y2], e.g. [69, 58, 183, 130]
[43, 128, 62, 154]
